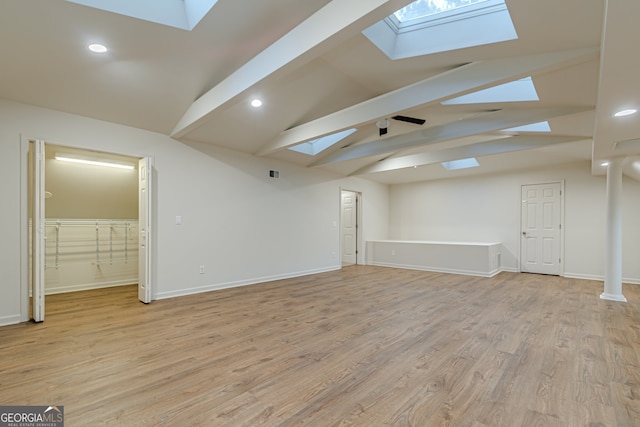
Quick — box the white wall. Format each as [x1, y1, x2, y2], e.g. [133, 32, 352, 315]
[44, 145, 138, 219]
[388, 162, 640, 283]
[0, 99, 389, 325]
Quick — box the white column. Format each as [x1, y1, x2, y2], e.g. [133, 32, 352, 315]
[601, 158, 627, 302]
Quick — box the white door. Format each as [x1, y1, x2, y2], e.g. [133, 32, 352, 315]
[521, 182, 562, 275]
[138, 157, 153, 303]
[32, 140, 46, 322]
[341, 191, 357, 265]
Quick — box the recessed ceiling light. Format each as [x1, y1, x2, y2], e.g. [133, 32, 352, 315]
[601, 161, 610, 166]
[614, 108, 637, 117]
[251, 99, 263, 108]
[88, 43, 108, 53]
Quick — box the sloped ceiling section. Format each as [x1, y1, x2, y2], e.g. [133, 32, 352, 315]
[171, 0, 632, 183]
[1, 0, 639, 183]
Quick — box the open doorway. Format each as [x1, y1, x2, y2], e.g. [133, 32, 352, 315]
[25, 140, 153, 322]
[340, 190, 362, 266]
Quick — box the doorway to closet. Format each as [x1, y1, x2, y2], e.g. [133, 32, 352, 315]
[27, 140, 153, 322]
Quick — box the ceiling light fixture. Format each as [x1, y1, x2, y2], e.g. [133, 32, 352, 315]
[88, 43, 108, 53]
[376, 119, 390, 129]
[601, 161, 610, 167]
[55, 153, 135, 170]
[251, 99, 263, 108]
[614, 108, 637, 117]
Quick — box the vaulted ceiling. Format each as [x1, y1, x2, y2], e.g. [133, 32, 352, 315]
[1, 0, 639, 184]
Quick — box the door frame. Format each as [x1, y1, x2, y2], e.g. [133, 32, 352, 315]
[339, 188, 363, 266]
[518, 180, 565, 275]
[20, 137, 156, 321]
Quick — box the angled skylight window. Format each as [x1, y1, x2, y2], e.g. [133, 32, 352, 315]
[442, 77, 539, 105]
[66, 0, 218, 31]
[363, 0, 517, 60]
[504, 121, 552, 133]
[394, 0, 489, 23]
[288, 129, 357, 156]
[441, 158, 479, 170]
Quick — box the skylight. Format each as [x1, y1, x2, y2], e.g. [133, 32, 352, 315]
[441, 158, 479, 170]
[394, 0, 489, 23]
[504, 121, 552, 133]
[288, 129, 357, 156]
[442, 77, 539, 105]
[363, 0, 517, 60]
[66, 0, 218, 31]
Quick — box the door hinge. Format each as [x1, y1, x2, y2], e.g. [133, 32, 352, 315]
[559, 257, 562, 263]
[559, 224, 562, 229]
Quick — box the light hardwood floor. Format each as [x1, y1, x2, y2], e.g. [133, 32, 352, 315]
[1, 266, 639, 426]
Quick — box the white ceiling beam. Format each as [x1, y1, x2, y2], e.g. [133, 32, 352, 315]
[351, 135, 584, 175]
[258, 48, 597, 156]
[171, 0, 413, 139]
[622, 156, 640, 182]
[311, 107, 591, 165]
[614, 138, 640, 155]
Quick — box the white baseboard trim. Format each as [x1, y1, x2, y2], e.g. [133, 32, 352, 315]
[0, 314, 24, 327]
[45, 280, 137, 295]
[563, 272, 640, 285]
[563, 272, 602, 281]
[155, 266, 341, 300]
[368, 261, 508, 278]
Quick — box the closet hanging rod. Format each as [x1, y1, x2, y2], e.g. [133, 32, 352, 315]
[45, 219, 137, 225]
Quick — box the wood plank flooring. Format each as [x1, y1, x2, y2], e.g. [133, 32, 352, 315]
[1, 266, 639, 426]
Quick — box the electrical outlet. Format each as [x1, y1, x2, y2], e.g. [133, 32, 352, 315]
[199, 265, 205, 274]
[391, 250, 396, 256]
